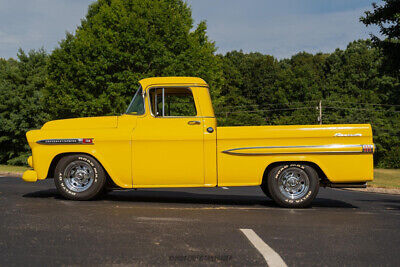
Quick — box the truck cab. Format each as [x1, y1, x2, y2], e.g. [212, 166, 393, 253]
[126, 78, 218, 187]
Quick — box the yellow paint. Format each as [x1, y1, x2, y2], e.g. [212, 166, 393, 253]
[23, 77, 374, 188]
[22, 170, 37, 182]
[27, 156, 33, 168]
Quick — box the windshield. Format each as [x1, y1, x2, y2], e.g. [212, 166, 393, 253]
[125, 86, 145, 115]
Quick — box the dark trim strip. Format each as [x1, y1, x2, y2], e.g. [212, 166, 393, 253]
[328, 182, 367, 188]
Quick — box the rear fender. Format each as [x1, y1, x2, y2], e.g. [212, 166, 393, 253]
[262, 159, 328, 184]
[261, 153, 373, 184]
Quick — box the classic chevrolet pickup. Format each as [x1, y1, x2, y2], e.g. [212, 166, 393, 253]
[22, 77, 374, 208]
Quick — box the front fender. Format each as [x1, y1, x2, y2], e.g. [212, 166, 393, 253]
[27, 129, 133, 188]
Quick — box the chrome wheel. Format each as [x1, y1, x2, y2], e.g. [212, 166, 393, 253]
[278, 168, 310, 200]
[63, 161, 94, 192]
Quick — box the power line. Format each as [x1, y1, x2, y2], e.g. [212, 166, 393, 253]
[216, 106, 400, 114]
[215, 107, 315, 115]
[216, 100, 319, 109]
[323, 100, 400, 107]
[325, 106, 400, 113]
[217, 100, 400, 110]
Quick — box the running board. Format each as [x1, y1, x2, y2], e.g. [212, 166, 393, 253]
[327, 182, 367, 188]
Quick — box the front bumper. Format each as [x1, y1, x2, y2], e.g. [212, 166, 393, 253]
[22, 155, 37, 182]
[22, 170, 38, 182]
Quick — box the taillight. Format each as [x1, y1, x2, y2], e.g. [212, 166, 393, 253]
[362, 144, 374, 153]
[82, 138, 94, 144]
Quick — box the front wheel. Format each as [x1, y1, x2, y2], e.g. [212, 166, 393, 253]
[54, 154, 106, 200]
[267, 163, 319, 208]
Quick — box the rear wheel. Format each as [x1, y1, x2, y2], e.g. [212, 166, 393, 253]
[267, 163, 319, 208]
[54, 154, 106, 200]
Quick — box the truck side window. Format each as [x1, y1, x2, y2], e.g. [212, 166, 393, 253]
[149, 88, 197, 117]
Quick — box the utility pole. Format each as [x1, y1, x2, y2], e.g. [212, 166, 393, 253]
[317, 100, 322, 125]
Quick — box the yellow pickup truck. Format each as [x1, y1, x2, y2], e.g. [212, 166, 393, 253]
[22, 77, 374, 208]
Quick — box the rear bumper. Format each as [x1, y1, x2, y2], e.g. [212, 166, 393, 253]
[22, 170, 38, 182]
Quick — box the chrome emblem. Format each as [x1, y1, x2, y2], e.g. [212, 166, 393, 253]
[37, 138, 94, 145]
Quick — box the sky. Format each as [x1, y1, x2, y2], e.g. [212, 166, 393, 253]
[0, 0, 381, 59]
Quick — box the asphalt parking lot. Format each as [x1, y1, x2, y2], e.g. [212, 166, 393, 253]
[1, 176, 399, 266]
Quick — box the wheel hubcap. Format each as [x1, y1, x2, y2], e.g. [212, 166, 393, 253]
[63, 161, 94, 192]
[278, 168, 310, 200]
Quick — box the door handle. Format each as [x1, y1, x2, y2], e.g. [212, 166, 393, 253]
[188, 120, 201, 125]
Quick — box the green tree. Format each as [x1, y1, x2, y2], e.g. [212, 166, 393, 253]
[361, 0, 400, 76]
[0, 49, 50, 165]
[218, 51, 327, 126]
[216, 51, 281, 126]
[322, 40, 400, 167]
[271, 52, 327, 125]
[46, 0, 222, 119]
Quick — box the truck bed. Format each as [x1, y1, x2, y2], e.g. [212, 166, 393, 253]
[216, 124, 374, 186]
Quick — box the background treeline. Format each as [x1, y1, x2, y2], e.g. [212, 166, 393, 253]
[0, 0, 399, 168]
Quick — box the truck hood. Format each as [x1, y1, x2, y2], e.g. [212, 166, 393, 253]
[41, 116, 118, 130]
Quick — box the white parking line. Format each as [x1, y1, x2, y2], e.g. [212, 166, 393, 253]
[221, 187, 229, 190]
[240, 229, 287, 267]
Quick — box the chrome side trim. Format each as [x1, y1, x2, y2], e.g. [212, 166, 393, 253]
[36, 139, 94, 145]
[334, 133, 362, 137]
[225, 144, 362, 150]
[222, 144, 373, 155]
[223, 151, 361, 155]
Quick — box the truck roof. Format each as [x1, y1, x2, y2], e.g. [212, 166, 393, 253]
[139, 77, 208, 89]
